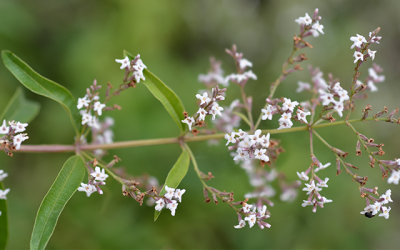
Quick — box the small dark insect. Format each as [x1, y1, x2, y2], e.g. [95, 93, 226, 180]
[364, 211, 375, 218]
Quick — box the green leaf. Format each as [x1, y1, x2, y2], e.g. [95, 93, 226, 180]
[154, 148, 190, 221]
[123, 50, 186, 133]
[0, 182, 9, 250]
[0, 87, 40, 123]
[30, 155, 85, 250]
[2, 50, 81, 136]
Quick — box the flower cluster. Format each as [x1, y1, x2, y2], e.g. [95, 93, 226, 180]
[234, 203, 271, 229]
[350, 31, 381, 64]
[181, 85, 226, 132]
[357, 64, 385, 92]
[78, 166, 109, 197]
[226, 129, 270, 163]
[298, 157, 332, 212]
[261, 97, 310, 129]
[318, 82, 349, 117]
[386, 159, 400, 185]
[154, 185, 186, 216]
[115, 55, 147, 83]
[360, 189, 393, 219]
[224, 45, 257, 87]
[295, 9, 324, 37]
[0, 119, 29, 156]
[77, 80, 107, 129]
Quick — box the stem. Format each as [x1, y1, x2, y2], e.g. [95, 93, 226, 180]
[17, 117, 390, 153]
[240, 85, 254, 132]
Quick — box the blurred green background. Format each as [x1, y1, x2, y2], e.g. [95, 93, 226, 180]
[1, 0, 400, 249]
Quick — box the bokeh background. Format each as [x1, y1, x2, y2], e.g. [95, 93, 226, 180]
[1, 0, 400, 249]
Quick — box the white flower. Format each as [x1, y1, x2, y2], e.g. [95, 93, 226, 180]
[234, 220, 246, 229]
[164, 185, 175, 200]
[236, 129, 247, 139]
[317, 178, 329, 188]
[314, 162, 331, 172]
[295, 13, 312, 25]
[282, 98, 299, 112]
[244, 214, 257, 228]
[77, 183, 96, 197]
[380, 189, 393, 204]
[0, 170, 8, 182]
[312, 72, 328, 90]
[297, 172, 309, 181]
[210, 103, 223, 120]
[368, 49, 376, 60]
[166, 200, 178, 216]
[261, 105, 275, 120]
[302, 180, 316, 195]
[367, 80, 378, 92]
[90, 166, 109, 182]
[239, 58, 252, 69]
[181, 117, 195, 131]
[254, 148, 269, 162]
[103, 129, 114, 144]
[0, 188, 10, 199]
[312, 21, 324, 34]
[244, 70, 257, 80]
[350, 34, 367, 49]
[238, 136, 251, 149]
[77, 96, 90, 109]
[258, 205, 267, 217]
[337, 89, 349, 103]
[225, 132, 237, 146]
[242, 204, 252, 213]
[387, 170, 400, 185]
[353, 51, 364, 64]
[133, 58, 147, 72]
[196, 92, 211, 105]
[115, 56, 131, 69]
[318, 89, 334, 106]
[296, 109, 311, 123]
[370, 202, 381, 215]
[379, 206, 391, 219]
[155, 199, 165, 211]
[133, 70, 146, 83]
[81, 112, 92, 125]
[197, 108, 207, 121]
[93, 101, 106, 116]
[12, 122, 28, 133]
[13, 133, 29, 150]
[174, 189, 186, 203]
[302, 200, 313, 207]
[259, 133, 270, 148]
[368, 68, 385, 82]
[0, 120, 9, 134]
[333, 101, 344, 117]
[278, 113, 293, 130]
[296, 81, 311, 93]
[249, 129, 263, 146]
[233, 148, 249, 161]
[321, 197, 333, 204]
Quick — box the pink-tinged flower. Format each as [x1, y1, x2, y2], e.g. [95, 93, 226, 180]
[197, 108, 207, 121]
[259, 133, 270, 148]
[155, 199, 165, 211]
[234, 220, 246, 229]
[258, 205, 267, 217]
[320, 197, 332, 204]
[380, 189, 393, 204]
[181, 117, 195, 131]
[0, 120, 9, 134]
[236, 129, 247, 139]
[295, 13, 312, 25]
[314, 162, 331, 172]
[210, 103, 223, 120]
[254, 148, 269, 162]
[379, 206, 391, 219]
[233, 148, 249, 161]
[115, 56, 131, 70]
[318, 89, 334, 106]
[13, 133, 29, 150]
[196, 92, 211, 105]
[245, 214, 257, 228]
[302, 200, 313, 207]
[12, 121, 28, 133]
[296, 81, 311, 93]
[249, 129, 263, 146]
[317, 178, 329, 188]
[242, 204, 252, 213]
[353, 51, 364, 63]
[367, 80, 378, 92]
[368, 68, 385, 82]
[78, 183, 96, 197]
[333, 101, 344, 117]
[337, 89, 349, 103]
[302, 180, 316, 195]
[350, 34, 367, 49]
[166, 200, 178, 216]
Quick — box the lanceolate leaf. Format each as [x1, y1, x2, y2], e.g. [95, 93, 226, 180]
[30, 155, 85, 250]
[154, 148, 190, 221]
[0, 182, 9, 250]
[123, 50, 186, 133]
[0, 87, 40, 123]
[2, 50, 81, 136]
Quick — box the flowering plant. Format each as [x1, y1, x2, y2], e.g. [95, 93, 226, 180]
[0, 7, 398, 249]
